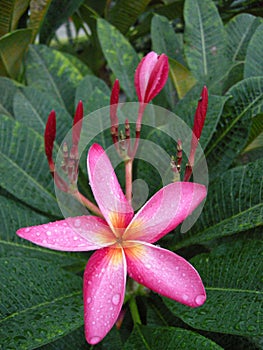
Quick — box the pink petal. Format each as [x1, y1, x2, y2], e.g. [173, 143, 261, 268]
[123, 182, 207, 243]
[145, 54, 169, 103]
[134, 52, 158, 102]
[87, 144, 134, 235]
[16, 216, 115, 251]
[125, 243, 206, 307]
[83, 247, 126, 345]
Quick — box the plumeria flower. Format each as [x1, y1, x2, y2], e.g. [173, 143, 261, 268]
[17, 144, 207, 345]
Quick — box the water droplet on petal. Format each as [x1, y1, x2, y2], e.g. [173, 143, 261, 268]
[87, 297, 92, 304]
[182, 294, 189, 301]
[145, 263, 151, 269]
[195, 294, 206, 306]
[25, 228, 30, 233]
[89, 336, 101, 344]
[46, 231, 52, 236]
[175, 266, 179, 270]
[112, 293, 121, 305]
[74, 219, 81, 228]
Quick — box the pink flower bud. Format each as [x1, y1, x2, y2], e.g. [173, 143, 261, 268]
[134, 51, 169, 103]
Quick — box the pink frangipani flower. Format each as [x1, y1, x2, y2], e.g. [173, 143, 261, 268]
[17, 144, 207, 345]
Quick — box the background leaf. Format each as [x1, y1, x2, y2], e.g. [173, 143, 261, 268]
[0, 115, 61, 216]
[108, 0, 151, 34]
[244, 23, 263, 78]
[184, 0, 228, 90]
[13, 87, 72, 144]
[0, 29, 32, 78]
[97, 19, 139, 100]
[170, 158, 263, 249]
[0, 257, 83, 349]
[25, 44, 83, 114]
[0, 0, 29, 37]
[164, 239, 263, 337]
[206, 77, 263, 179]
[124, 325, 223, 349]
[0, 77, 18, 116]
[28, 0, 53, 42]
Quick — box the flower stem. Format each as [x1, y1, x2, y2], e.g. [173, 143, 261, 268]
[72, 191, 103, 218]
[125, 159, 133, 204]
[129, 297, 142, 325]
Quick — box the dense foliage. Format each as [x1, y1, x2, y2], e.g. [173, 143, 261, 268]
[0, 0, 262, 349]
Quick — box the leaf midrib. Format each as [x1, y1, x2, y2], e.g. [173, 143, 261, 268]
[174, 202, 262, 249]
[206, 82, 263, 157]
[0, 290, 82, 323]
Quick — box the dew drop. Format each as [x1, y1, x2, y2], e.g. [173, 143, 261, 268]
[89, 336, 101, 344]
[112, 293, 121, 305]
[87, 297, 92, 304]
[25, 228, 30, 233]
[195, 294, 206, 306]
[145, 263, 151, 269]
[74, 219, 81, 227]
[46, 231, 52, 236]
[73, 236, 78, 241]
[175, 266, 179, 270]
[182, 273, 186, 277]
[182, 294, 189, 301]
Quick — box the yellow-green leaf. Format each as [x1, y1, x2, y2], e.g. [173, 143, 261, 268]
[0, 28, 32, 79]
[169, 57, 196, 99]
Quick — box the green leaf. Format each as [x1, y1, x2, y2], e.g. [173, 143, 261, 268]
[225, 13, 261, 64]
[25, 45, 83, 114]
[206, 77, 263, 179]
[0, 194, 86, 269]
[164, 239, 263, 337]
[97, 18, 139, 100]
[0, 0, 29, 36]
[184, 0, 228, 89]
[75, 75, 110, 113]
[28, 0, 52, 42]
[13, 87, 72, 144]
[124, 325, 223, 349]
[151, 14, 184, 64]
[171, 158, 263, 249]
[0, 29, 32, 79]
[0, 257, 83, 349]
[39, 0, 84, 44]
[62, 52, 92, 76]
[244, 23, 263, 78]
[108, 0, 151, 34]
[0, 76, 18, 116]
[0, 115, 61, 216]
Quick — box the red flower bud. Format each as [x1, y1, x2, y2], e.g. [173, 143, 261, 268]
[134, 51, 169, 104]
[44, 110, 56, 172]
[72, 100, 84, 146]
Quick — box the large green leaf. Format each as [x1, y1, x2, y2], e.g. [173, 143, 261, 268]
[124, 325, 222, 349]
[39, 0, 84, 44]
[184, 0, 228, 90]
[0, 0, 29, 36]
[13, 87, 72, 144]
[0, 76, 18, 116]
[0, 29, 32, 79]
[164, 239, 263, 337]
[244, 23, 263, 78]
[151, 14, 184, 64]
[107, 0, 151, 34]
[225, 13, 261, 64]
[0, 194, 87, 269]
[206, 77, 263, 179]
[171, 158, 263, 249]
[25, 45, 83, 114]
[0, 115, 61, 216]
[0, 257, 83, 349]
[97, 19, 139, 100]
[75, 74, 110, 113]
